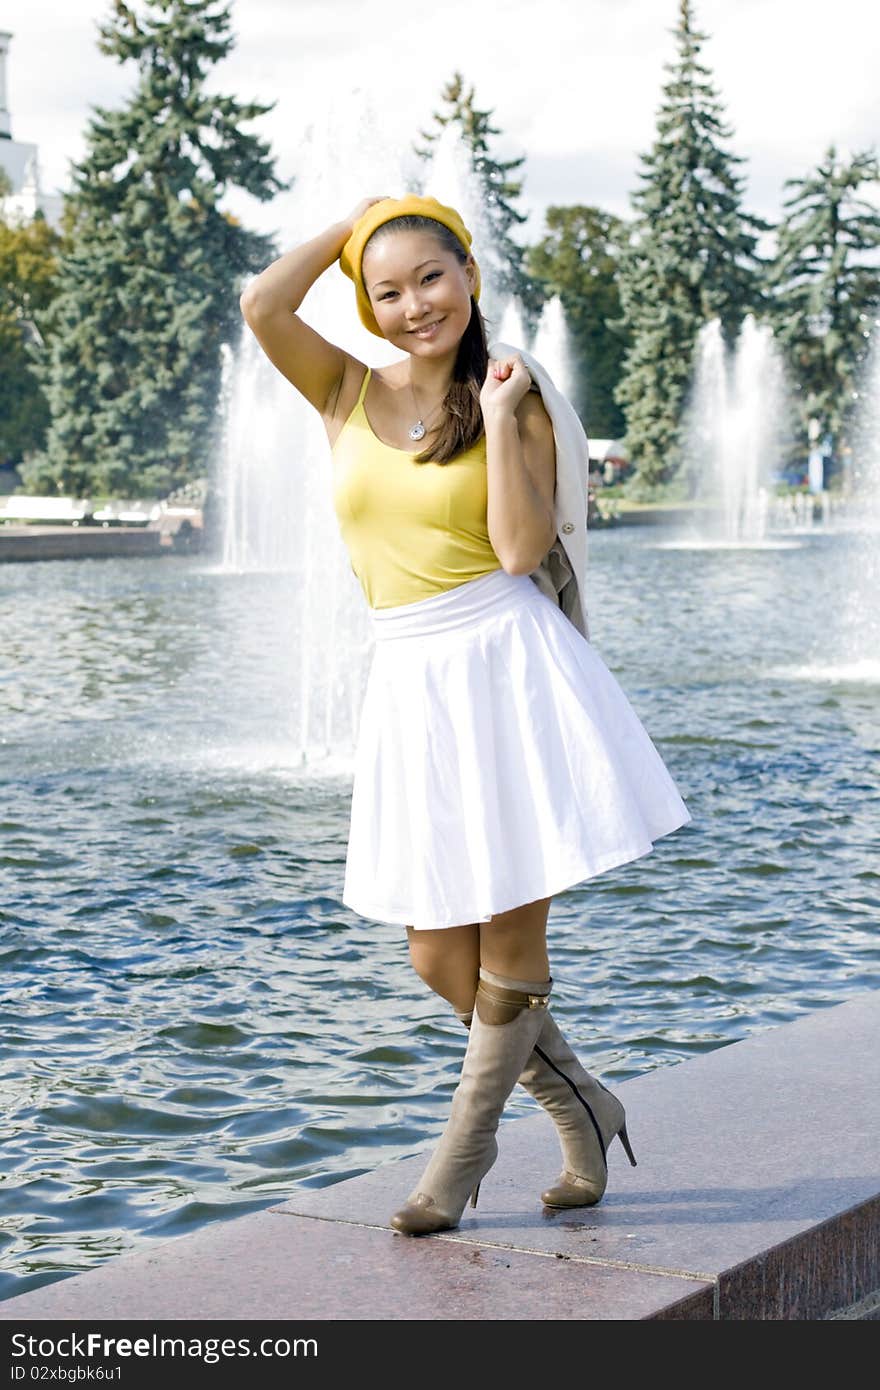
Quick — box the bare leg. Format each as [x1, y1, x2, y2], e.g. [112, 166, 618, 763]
[406, 897, 551, 1015]
[406, 922, 480, 1014]
[479, 896, 552, 981]
[405, 895, 551, 1012]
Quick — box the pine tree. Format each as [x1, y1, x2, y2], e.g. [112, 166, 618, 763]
[0, 207, 64, 467]
[21, 0, 287, 499]
[526, 205, 629, 436]
[613, 0, 768, 494]
[766, 144, 880, 480]
[415, 72, 539, 318]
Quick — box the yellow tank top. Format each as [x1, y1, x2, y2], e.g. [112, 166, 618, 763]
[331, 367, 502, 610]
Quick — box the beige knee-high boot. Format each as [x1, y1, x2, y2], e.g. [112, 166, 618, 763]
[455, 971, 636, 1209]
[390, 969, 552, 1236]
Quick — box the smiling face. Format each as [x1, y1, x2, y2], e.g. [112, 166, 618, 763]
[361, 228, 477, 355]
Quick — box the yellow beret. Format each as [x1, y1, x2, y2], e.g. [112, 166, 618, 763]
[339, 194, 482, 339]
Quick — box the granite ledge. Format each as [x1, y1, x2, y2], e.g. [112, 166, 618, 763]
[2, 989, 879, 1321]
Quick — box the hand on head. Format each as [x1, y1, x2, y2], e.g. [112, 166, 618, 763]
[345, 197, 392, 230]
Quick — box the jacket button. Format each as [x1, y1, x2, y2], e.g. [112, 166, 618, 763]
[561, 522, 575, 534]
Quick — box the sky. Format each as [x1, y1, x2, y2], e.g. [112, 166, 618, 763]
[2, 0, 879, 249]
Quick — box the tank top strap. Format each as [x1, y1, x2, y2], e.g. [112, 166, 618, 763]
[355, 365, 371, 409]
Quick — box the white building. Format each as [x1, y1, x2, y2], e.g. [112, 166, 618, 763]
[0, 31, 64, 228]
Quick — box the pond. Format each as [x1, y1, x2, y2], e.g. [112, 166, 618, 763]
[2, 521, 877, 1300]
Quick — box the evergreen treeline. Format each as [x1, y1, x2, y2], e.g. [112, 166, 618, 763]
[767, 144, 880, 473]
[7, 0, 286, 499]
[612, 0, 769, 491]
[2, 0, 878, 501]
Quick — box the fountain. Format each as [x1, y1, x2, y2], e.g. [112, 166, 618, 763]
[834, 325, 880, 681]
[497, 296, 529, 351]
[679, 315, 797, 548]
[756, 322, 880, 699]
[532, 295, 575, 404]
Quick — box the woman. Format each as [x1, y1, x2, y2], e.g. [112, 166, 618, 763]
[240, 193, 692, 1237]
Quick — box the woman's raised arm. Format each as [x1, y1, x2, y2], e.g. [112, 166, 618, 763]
[239, 197, 387, 415]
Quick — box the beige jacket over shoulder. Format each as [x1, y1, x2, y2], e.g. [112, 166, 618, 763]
[488, 338, 592, 642]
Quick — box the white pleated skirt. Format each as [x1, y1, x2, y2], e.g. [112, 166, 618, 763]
[342, 567, 692, 931]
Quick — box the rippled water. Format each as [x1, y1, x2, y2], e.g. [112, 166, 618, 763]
[2, 525, 878, 1300]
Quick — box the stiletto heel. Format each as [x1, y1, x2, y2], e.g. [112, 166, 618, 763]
[486, 996, 636, 1209]
[454, 992, 637, 1209]
[618, 1122, 637, 1167]
[470, 1180, 482, 1208]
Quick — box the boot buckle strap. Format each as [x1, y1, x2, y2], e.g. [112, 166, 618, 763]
[475, 981, 550, 1025]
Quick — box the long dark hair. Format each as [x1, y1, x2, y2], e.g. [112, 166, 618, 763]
[363, 215, 489, 465]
